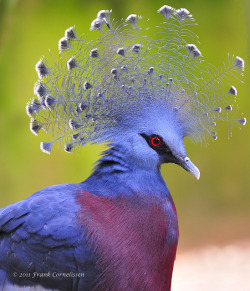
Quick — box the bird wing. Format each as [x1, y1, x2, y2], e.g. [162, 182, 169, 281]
[0, 184, 97, 291]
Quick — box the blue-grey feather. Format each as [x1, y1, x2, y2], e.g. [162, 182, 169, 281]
[26, 7, 246, 153]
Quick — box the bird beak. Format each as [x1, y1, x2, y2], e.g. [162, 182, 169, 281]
[180, 156, 200, 180]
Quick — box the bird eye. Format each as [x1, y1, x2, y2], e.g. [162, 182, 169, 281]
[151, 136, 162, 147]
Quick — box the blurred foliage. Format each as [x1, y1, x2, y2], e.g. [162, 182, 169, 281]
[0, 0, 249, 249]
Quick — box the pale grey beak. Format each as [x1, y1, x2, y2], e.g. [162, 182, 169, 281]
[182, 156, 200, 180]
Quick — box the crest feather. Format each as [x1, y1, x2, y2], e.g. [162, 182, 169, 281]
[27, 6, 246, 153]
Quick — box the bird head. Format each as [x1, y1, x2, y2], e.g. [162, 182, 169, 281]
[110, 102, 200, 179]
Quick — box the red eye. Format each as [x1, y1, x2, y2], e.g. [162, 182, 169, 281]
[151, 136, 161, 147]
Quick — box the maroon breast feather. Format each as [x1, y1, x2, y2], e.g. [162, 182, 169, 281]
[77, 191, 178, 291]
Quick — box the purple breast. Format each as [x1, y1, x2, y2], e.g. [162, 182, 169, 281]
[77, 191, 178, 291]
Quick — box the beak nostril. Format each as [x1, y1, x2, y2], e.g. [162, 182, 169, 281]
[181, 157, 200, 179]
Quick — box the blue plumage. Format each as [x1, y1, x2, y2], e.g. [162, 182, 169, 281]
[0, 154, 177, 290]
[27, 7, 246, 154]
[0, 184, 97, 290]
[0, 140, 180, 290]
[1, 4, 246, 291]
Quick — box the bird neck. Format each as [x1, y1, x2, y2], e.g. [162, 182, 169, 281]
[93, 146, 132, 175]
[82, 146, 171, 200]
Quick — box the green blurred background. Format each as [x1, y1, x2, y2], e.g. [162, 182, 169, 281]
[0, 0, 249, 251]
